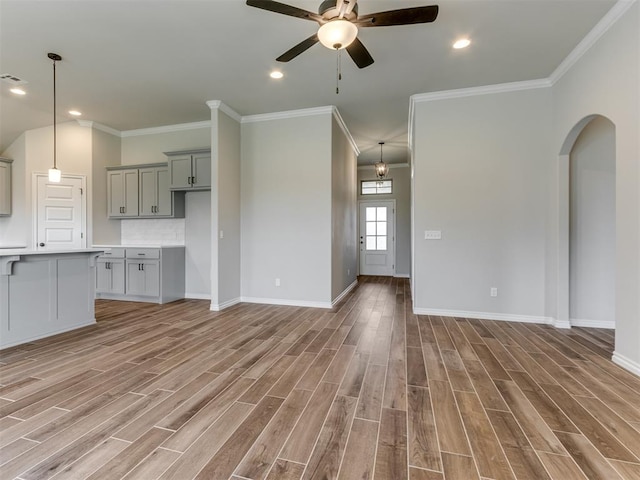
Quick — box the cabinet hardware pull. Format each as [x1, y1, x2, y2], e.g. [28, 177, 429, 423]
[138, 253, 145, 256]
[141, 264, 144, 271]
[187, 176, 191, 185]
[191, 176, 195, 185]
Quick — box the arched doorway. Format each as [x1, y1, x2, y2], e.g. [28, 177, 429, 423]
[557, 115, 616, 336]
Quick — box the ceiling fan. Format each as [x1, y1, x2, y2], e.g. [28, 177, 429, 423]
[246, 0, 439, 69]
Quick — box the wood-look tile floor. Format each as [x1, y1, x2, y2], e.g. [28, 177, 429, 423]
[1, 277, 640, 479]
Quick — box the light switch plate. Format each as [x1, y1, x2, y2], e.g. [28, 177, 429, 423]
[425, 230, 442, 240]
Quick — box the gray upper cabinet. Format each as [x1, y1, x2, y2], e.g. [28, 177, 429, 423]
[166, 148, 211, 191]
[107, 163, 184, 219]
[0, 157, 12, 216]
[108, 169, 139, 217]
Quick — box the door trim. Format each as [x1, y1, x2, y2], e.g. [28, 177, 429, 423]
[32, 173, 87, 250]
[358, 199, 396, 276]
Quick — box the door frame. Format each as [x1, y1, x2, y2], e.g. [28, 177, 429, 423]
[358, 199, 396, 276]
[32, 173, 87, 250]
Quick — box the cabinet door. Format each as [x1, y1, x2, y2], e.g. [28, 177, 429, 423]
[126, 260, 159, 297]
[96, 259, 111, 293]
[122, 170, 139, 217]
[0, 161, 11, 216]
[192, 153, 211, 189]
[169, 155, 193, 190]
[138, 168, 157, 216]
[107, 171, 124, 217]
[110, 259, 126, 294]
[155, 167, 172, 216]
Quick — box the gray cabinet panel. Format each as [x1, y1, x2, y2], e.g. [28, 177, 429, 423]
[156, 167, 171, 215]
[169, 155, 193, 190]
[108, 169, 139, 217]
[138, 168, 157, 216]
[126, 260, 160, 297]
[0, 158, 12, 216]
[192, 152, 211, 189]
[166, 149, 211, 191]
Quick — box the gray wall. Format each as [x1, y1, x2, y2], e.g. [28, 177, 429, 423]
[185, 191, 211, 298]
[211, 109, 241, 307]
[412, 88, 553, 319]
[570, 116, 616, 326]
[91, 128, 121, 246]
[121, 127, 210, 165]
[551, 2, 639, 370]
[358, 165, 411, 277]
[241, 113, 332, 305]
[0, 133, 26, 246]
[331, 116, 357, 300]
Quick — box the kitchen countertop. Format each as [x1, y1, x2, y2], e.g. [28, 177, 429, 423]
[93, 244, 185, 249]
[0, 248, 105, 257]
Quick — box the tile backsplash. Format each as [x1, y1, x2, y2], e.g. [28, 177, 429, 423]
[121, 219, 185, 245]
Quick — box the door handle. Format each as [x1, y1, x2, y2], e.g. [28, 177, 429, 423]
[39, 242, 45, 247]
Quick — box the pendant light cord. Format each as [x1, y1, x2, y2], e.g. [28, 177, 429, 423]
[52, 57, 57, 170]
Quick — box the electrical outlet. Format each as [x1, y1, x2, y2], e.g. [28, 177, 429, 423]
[490, 287, 498, 297]
[425, 230, 442, 240]
[275, 278, 281, 287]
[219, 230, 224, 239]
[347, 269, 350, 276]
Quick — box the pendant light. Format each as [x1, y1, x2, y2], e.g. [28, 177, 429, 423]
[374, 141, 389, 180]
[48, 53, 62, 183]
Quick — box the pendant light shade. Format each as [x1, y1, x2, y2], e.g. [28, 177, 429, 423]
[48, 52, 62, 183]
[375, 141, 388, 180]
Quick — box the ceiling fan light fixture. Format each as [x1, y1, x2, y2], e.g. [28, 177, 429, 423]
[453, 38, 471, 49]
[317, 19, 358, 50]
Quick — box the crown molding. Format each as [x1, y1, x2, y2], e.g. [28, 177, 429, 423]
[331, 106, 360, 156]
[120, 120, 211, 138]
[357, 163, 409, 171]
[76, 119, 122, 137]
[241, 105, 334, 124]
[411, 79, 551, 105]
[549, 0, 637, 85]
[207, 100, 242, 123]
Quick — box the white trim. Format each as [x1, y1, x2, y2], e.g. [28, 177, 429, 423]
[413, 307, 555, 326]
[185, 292, 211, 300]
[210, 297, 241, 311]
[612, 351, 640, 377]
[332, 279, 358, 307]
[552, 319, 572, 329]
[394, 274, 410, 279]
[241, 105, 334, 124]
[358, 163, 409, 171]
[331, 107, 360, 156]
[570, 318, 616, 329]
[240, 296, 332, 309]
[121, 120, 211, 137]
[410, 79, 551, 104]
[549, 0, 637, 85]
[76, 119, 122, 137]
[206, 100, 242, 123]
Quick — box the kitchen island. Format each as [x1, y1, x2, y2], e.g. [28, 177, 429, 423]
[0, 249, 104, 349]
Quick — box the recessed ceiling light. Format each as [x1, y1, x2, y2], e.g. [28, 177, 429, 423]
[68, 110, 82, 116]
[270, 71, 284, 79]
[9, 87, 26, 95]
[453, 38, 471, 49]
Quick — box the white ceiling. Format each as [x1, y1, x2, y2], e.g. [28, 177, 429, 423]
[0, 0, 617, 165]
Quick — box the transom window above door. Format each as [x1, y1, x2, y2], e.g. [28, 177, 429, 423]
[366, 206, 387, 251]
[361, 180, 392, 195]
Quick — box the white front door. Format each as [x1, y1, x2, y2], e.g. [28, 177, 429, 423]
[359, 200, 395, 276]
[35, 174, 86, 250]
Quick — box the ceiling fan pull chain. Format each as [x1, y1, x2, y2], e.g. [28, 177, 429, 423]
[336, 49, 340, 94]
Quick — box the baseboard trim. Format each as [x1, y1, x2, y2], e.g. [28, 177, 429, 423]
[210, 297, 241, 312]
[413, 307, 554, 326]
[612, 351, 640, 377]
[394, 274, 410, 279]
[185, 293, 211, 300]
[240, 296, 332, 309]
[570, 318, 615, 329]
[332, 280, 358, 307]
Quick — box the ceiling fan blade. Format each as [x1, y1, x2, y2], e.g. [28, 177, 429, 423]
[356, 5, 439, 27]
[346, 37, 374, 69]
[276, 34, 319, 62]
[246, 0, 322, 23]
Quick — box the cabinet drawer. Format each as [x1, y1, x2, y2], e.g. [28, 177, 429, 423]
[126, 248, 160, 259]
[100, 247, 125, 258]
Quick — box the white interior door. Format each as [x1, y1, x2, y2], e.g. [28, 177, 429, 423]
[359, 200, 395, 276]
[36, 174, 85, 250]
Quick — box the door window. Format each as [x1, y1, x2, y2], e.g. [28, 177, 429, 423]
[365, 207, 387, 251]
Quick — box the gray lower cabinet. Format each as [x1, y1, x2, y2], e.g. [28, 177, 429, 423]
[166, 148, 211, 191]
[95, 246, 184, 304]
[0, 157, 13, 216]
